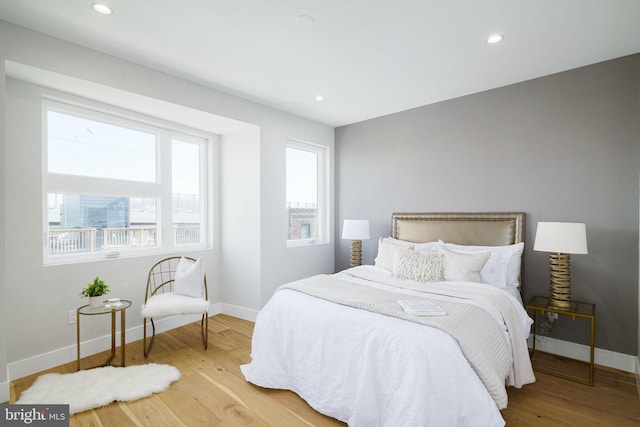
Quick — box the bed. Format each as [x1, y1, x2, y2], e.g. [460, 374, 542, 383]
[241, 212, 535, 427]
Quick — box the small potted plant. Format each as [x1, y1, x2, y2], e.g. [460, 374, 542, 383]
[80, 276, 110, 308]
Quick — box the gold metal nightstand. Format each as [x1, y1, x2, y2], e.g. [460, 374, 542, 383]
[76, 300, 132, 371]
[525, 295, 595, 386]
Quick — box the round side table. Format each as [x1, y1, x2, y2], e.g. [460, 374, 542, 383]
[76, 300, 132, 371]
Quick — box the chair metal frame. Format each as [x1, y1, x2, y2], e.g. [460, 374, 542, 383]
[142, 256, 209, 357]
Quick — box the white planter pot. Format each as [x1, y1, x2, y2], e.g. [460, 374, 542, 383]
[88, 296, 104, 308]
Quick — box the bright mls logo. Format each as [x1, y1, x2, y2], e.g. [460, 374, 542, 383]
[1, 404, 69, 426]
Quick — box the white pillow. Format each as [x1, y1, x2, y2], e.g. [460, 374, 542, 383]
[393, 248, 445, 282]
[505, 242, 525, 286]
[375, 238, 414, 271]
[173, 257, 205, 298]
[443, 242, 524, 287]
[442, 247, 490, 283]
[383, 237, 415, 246]
[413, 240, 442, 253]
[384, 237, 440, 253]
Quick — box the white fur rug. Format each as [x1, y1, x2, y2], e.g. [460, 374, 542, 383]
[16, 364, 180, 415]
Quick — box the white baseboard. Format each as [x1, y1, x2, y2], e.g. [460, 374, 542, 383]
[636, 354, 640, 397]
[528, 335, 637, 373]
[218, 302, 258, 322]
[7, 303, 258, 383]
[0, 381, 8, 404]
[0, 367, 9, 403]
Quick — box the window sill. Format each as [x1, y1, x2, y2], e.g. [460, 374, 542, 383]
[286, 239, 329, 248]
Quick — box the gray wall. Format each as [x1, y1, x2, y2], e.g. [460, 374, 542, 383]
[0, 56, 7, 402]
[336, 54, 640, 355]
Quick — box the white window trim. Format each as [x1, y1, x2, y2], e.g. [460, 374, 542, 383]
[42, 97, 216, 265]
[286, 139, 330, 248]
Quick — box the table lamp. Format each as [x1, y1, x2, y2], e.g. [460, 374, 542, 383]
[533, 222, 588, 309]
[341, 219, 370, 267]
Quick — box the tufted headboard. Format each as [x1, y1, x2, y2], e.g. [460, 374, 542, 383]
[391, 212, 526, 292]
[391, 212, 525, 246]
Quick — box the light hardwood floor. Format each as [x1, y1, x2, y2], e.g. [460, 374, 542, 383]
[9, 314, 640, 426]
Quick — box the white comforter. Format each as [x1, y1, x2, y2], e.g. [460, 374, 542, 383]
[241, 266, 535, 427]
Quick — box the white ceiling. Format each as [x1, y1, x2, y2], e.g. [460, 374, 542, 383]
[1, 0, 639, 127]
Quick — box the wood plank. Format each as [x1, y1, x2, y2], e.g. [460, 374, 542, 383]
[119, 395, 186, 427]
[8, 315, 640, 426]
[502, 352, 640, 426]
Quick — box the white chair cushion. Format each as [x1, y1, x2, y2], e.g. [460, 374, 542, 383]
[141, 292, 210, 318]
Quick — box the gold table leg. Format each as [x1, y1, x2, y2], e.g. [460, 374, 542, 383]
[76, 310, 81, 371]
[76, 303, 129, 370]
[121, 308, 126, 367]
[110, 310, 116, 362]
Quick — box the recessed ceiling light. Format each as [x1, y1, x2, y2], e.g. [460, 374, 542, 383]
[486, 34, 503, 44]
[315, 95, 324, 102]
[296, 15, 315, 28]
[92, 3, 113, 15]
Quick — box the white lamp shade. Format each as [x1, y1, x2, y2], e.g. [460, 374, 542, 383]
[534, 222, 588, 254]
[341, 219, 370, 240]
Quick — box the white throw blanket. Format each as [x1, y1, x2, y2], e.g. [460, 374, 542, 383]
[281, 275, 515, 408]
[347, 266, 536, 389]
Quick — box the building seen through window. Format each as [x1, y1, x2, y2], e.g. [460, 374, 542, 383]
[287, 202, 316, 240]
[44, 100, 209, 261]
[286, 140, 328, 245]
[47, 194, 200, 254]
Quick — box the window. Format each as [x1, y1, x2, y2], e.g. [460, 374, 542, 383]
[300, 223, 311, 239]
[171, 138, 203, 246]
[286, 140, 328, 246]
[44, 100, 211, 263]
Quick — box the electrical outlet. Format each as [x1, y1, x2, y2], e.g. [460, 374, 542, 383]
[68, 309, 77, 325]
[547, 312, 558, 321]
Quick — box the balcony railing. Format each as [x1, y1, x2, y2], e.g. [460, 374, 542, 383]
[48, 225, 201, 255]
[48, 228, 97, 254]
[174, 225, 201, 246]
[103, 227, 157, 249]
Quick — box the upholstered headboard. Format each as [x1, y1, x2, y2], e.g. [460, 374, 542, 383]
[391, 212, 526, 292]
[391, 212, 525, 246]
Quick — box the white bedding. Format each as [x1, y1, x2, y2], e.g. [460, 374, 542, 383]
[241, 266, 535, 427]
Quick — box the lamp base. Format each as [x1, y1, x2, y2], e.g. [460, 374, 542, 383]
[549, 253, 572, 310]
[350, 240, 362, 267]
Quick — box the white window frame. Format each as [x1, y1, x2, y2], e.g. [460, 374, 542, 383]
[42, 98, 215, 265]
[286, 139, 329, 247]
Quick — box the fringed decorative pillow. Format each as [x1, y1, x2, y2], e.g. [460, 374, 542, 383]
[393, 247, 445, 282]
